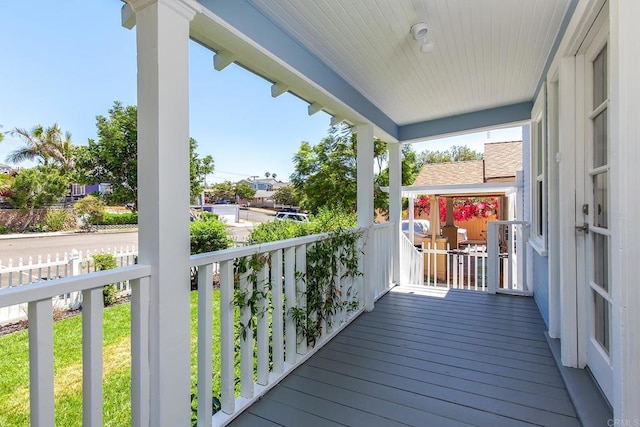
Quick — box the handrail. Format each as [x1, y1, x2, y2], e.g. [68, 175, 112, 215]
[190, 227, 370, 267]
[0, 264, 152, 308]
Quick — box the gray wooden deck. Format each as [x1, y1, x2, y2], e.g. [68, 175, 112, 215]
[231, 285, 579, 427]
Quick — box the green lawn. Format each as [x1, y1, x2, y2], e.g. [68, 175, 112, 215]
[0, 290, 222, 427]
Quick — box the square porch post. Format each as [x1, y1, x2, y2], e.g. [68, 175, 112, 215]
[388, 143, 402, 285]
[125, 1, 196, 425]
[610, 0, 640, 419]
[357, 123, 375, 311]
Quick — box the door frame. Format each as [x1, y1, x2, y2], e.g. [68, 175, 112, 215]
[577, 16, 613, 400]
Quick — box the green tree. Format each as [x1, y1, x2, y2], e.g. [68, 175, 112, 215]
[75, 102, 138, 208]
[417, 144, 483, 165]
[210, 181, 235, 202]
[273, 186, 298, 206]
[375, 145, 423, 215]
[235, 182, 256, 201]
[291, 125, 387, 214]
[7, 124, 75, 171]
[7, 166, 70, 230]
[190, 138, 214, 202]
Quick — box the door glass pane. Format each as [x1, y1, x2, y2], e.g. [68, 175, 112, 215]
[593, 45, 607, 107]
[593, 291, 610, 354]
[593, 172, 608, 228]
[593, 233, 609, 292]
[537, 180, 543, 236]
[593, 109, 607, 167]
[537, 120, 543, 175]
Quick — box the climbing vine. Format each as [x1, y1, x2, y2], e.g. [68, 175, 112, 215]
[290, 229, 363, 346]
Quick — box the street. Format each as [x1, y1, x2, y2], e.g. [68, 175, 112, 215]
[0, 208, 275, 263]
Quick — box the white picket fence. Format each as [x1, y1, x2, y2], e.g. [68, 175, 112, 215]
[422, 242, 489, 290]
[0, 247, 137, 324]
[421, 220, 531, 294]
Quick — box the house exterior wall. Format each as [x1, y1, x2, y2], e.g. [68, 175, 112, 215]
[532, 252, 550, 327]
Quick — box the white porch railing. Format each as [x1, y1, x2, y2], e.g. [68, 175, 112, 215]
[487, 220, 531, 295]
[0, 247, 138, 324]
[189, 224, 391, 426]
[0, 264, 152, 426]
[400, 233, 424, 286]
[370, 222, 396, 297]
[0, 224, 393, 427]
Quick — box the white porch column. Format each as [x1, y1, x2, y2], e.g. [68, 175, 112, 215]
[388, 143, 402, 285]
[408, 197, 415, 246]
[611, 0, 640, 420]
[128, 1, 196, 425]
[357, 123, 375, 311]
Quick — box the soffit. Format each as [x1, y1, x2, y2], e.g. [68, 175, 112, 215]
[248, 0, 570, 126]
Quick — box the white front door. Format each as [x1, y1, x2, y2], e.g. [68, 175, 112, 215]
[577, 16, 613, 402]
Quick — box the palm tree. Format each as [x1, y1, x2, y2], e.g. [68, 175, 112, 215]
[272, 173, 277, 180]
[8, 124, 74, 171]
[265, 171, 271, 178]
[47, 130, 75, 171]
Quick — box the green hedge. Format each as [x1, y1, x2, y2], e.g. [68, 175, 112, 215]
[247, 207, 357, 244]
[95, 212, 138, 225]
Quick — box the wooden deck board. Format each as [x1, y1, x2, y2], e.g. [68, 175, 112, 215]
[230, 285, 579, 427]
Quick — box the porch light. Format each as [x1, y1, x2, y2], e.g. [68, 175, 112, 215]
[410, 22, 434, 54]
[410, 22, 428, 40]
[420, 41, 435, 54]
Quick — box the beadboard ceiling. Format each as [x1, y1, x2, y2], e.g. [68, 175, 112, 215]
[246, 0, 570, 126]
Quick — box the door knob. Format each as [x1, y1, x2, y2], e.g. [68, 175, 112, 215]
[575, 223, 589, 234]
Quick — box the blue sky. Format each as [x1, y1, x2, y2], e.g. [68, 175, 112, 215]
[0, 1, 520, 184]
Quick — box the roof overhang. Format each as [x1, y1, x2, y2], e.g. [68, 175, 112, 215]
[383, 182, 519, 198]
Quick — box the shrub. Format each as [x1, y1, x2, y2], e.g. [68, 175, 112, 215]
[74, 196, 105, 228]
[44, 209, 76, 231]
[190, 217, 233, 290]
[246, 219, 313, 245]
[247, 206, 357, 244]
[190, 217, 233, 255]
[95, 212, 138, 225]
[199, 211, 219, 222]
[93, 253, 118, 306]
[308, 206, 357, 233]
[0, 225, 11, 234]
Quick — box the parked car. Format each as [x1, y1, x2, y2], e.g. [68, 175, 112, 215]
[401, 220, 430, 241]
[274, 211, 309, 222]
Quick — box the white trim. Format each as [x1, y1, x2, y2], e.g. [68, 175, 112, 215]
[547, 72, 561, 339]
[558, 55, 580, 368]
[388, 143, 402, 285]
[389, 182, 518, 198]
[530, 83, 547, 256]
[610, 0, 640, 419]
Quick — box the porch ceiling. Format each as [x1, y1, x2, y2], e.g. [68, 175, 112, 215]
[190, 0, 575, 141]
[249, 0, 569, 126]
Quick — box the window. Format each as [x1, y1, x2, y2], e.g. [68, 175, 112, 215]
[530, 86, 547, 255]
[71, 184, 86, 197]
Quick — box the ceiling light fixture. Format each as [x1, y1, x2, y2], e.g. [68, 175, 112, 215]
[420, 41, 435, 54]
[410, 22, 428, 40]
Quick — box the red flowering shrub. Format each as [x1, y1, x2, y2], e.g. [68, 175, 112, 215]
[414, 196, 499, 222]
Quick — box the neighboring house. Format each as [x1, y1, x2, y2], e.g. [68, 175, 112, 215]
[412, 141, 523, 186]
[0, 163, 19, 175]
[237, 178, 290, 207]
[237, 178, 287, 191]
[69, 182, 112, 200]
[250, 189, 275, 208]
